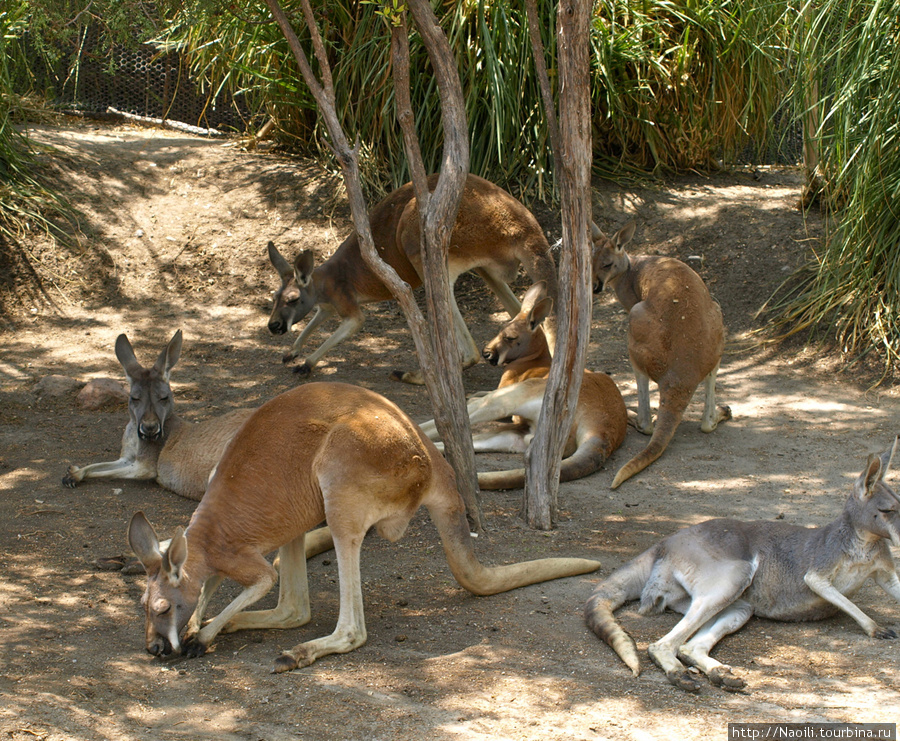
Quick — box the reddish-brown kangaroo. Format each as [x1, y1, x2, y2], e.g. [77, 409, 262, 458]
[128, 382, 600, 672]
[267, 174, 558, 385]
[591, 222, 731, 488]
[418, 282, 627, 490]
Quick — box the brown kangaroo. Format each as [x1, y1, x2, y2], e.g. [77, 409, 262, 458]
[61, 329, 334, 562]
[127, 382, 600, 672]
[267, 173, 558, 385]
[585, 438, 900, 692]
[591, 222, 731, 489]
[418, 282, 627, 490]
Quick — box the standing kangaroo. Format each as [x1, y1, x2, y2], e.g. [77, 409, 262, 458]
[127, 382, 600, 672]
[585, 438, 900, 692]
[267, 173, 558, 385]
[591, 222, 731, 488]
[419, 282, 627, 490]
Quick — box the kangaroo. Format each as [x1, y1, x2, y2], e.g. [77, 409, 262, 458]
[62, 329, 254, 500]
[267, 173, 558, 385]
[62, 329, 333, 561]
[585, 437, 900, 693]
[418, 282, 627, 490]
[127, 381, 600, 672]
[591, 221, 731, 489]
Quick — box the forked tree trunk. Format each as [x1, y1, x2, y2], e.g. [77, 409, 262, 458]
[523, 0, 593, 529]
[263, 0, 483, 530]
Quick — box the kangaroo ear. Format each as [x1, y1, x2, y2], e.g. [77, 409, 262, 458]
[613, 221, 636, 251]
[880, 436, 898, 475]
[162, 527, 188, 586]
[115, 334, 142, 380]
[268, 241, 293, 278]
[153, 329, 183, 381]
[128, 511, 162, 574]
[529, 296, 554, 330]
[520, 281, 547, 314]
[855, 453, 884, 500]
[294, 250, 315, 286]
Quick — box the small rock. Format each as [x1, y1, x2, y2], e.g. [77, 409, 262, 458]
[33, 375, 81, 398]
[78, 378, 128, 410]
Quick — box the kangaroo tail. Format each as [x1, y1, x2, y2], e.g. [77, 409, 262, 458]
[425, 479, 599, 595]
[476, 435, 614, 491]
[611, 394, 687, 489]
[584, 548, 656, 676]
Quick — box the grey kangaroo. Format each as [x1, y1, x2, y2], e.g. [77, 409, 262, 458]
[585, 437, 900, 693]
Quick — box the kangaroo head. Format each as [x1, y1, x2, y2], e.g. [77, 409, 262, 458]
[128, 511, 198, 658]
[115, 330, 181, 442]
[850, 436, 900, 546]
[482, 282, 553, 366]
[267, 241, 318, 335]
[591, 221, 636, 294]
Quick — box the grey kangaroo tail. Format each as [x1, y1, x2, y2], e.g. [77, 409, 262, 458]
[611, 392, 687, 489]
[584, 548, 656, 676]
[477, 435, 612, 491]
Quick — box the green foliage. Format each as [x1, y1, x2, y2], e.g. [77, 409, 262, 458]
[156, 0, 791, 194]
[0, 1, 67, 243]
[766, 0, 900, 380]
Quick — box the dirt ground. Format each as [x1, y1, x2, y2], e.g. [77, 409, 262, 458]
[1, 122, 899, 741]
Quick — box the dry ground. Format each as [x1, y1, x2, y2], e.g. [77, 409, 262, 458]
[1, 123, 898, 740]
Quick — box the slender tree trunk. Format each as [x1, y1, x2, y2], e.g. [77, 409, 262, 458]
[263, 0, 483, 530]
[392, 1, 483, 529]
[523, 0, 593, 529]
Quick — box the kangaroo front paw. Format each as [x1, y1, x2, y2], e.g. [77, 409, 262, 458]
[281, 352, 297, 364]
[182, 636, 208, 658]
[873, 627, 897, 639]
[62, 467, 80, 488]
[708, 665, 746, 691]
[293, 362, 313, 377]
[272, 653, 301, 674]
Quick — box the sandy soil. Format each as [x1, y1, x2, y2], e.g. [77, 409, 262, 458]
[1, 122, 898, 741]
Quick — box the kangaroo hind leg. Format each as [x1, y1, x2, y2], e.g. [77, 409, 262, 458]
[676, 599, 753, 691]
[699, 363, 732, 433]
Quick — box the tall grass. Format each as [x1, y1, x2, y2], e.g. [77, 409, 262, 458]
[157, 0, 791, 194]
[0, 2, 67, 244]
[764, 0, 900, 379]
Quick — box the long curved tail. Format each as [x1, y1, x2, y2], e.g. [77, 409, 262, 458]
[425, 492, 600, 596]
[584, 548, 656, 676]
[477, 436, 613, 491]
[611, 392, 688, 489]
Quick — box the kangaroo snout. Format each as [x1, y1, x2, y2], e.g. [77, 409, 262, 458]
[268, 318, 288, 335]
[483, 348, 499, 365]
[138, 421, 163, 441]
[147, 635, 174, 657]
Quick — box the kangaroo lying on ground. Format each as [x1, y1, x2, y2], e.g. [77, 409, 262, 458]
[591, 222, 731, 488]
[418, 282, 627, 490]
[585, 437, 900, 693]
[61, 329, 334, 563]
[267, 173, 558, 385]
[127, 381, 600, 671]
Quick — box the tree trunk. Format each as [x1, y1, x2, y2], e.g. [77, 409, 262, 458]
[523, 0, 593, 530]
[392, 1, 483, 530]
[263, 0, 483, 530]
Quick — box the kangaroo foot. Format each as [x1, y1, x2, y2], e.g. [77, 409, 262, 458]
[293, 362, 313, 377]
[708, 665, 746, 691]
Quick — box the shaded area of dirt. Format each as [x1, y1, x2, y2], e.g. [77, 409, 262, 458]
[1, 123, 898, 741]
